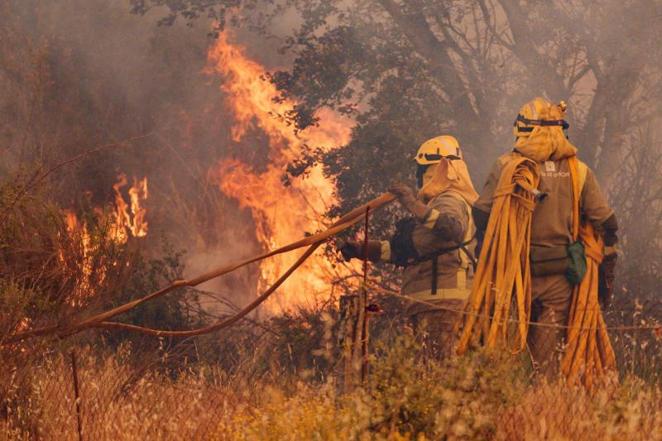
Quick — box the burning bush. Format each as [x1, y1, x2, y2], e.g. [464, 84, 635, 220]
[0, 178, 118, 334]
[0, 173, 203, 354]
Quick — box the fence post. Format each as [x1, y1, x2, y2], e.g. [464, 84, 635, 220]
[70, 351, 84, 441]
[337, 206, 373, 393]
[360, 206, 370, 383]
[338, 294, 359, 393]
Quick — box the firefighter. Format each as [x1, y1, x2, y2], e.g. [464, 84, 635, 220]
[472, 97, 618, 375]
[339, 135, 478, 358]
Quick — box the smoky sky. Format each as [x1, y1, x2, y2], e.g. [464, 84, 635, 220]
[1, 0, 660, 314]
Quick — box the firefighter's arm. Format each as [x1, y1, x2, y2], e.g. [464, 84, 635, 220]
[472, 158, 502, 232]
[598, 213, 619, 309]
[338, 240, 390, 262]
[423, 194, 467, 243]
[581, 167, 619, 308]
[471, 159, 502, 255]
[388, 182, 466, 243]
[472, 207, 490, 233]
[581, 168, 616, 233]
[388, 182, 430, 219]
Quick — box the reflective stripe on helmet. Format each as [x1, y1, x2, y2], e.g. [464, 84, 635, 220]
[514, 114, 569, 129]
[415, 135, 462, 165]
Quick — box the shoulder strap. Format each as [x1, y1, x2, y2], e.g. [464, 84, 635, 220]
[578, 160, 588, 193]
[412, 234, 476, 264]
[461, 198, 477, 270]
[567, 157, 588, 241]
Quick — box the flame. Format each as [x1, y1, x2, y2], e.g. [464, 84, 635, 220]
[61, 175, 149, 306]
[62, 209, 95, 306]
[110, 174, 149, 243]
[64, 210, 80, 232]
[207, 33, 355, 311]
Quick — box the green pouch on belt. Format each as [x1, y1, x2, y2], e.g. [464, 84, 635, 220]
[530, 243, 586, 285]
[565, 241, 587, 285]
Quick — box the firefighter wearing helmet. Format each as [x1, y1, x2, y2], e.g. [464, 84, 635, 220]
[339, 135, 478, 358]
[472, 97, 618, 375]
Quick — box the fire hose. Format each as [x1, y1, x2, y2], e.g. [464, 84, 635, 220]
[4, 193, 395, 344]
[456, 156, 538, 354]
[561, 158, 616, 388]
[3, 165, 620, 388]
[456, 155, 616, 387]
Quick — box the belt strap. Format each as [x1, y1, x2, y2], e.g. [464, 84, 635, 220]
[431, 255, 438, 295]
[411, 233, 476, 265]
[408, 269, 470, 301]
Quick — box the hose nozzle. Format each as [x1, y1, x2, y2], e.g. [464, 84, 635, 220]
[515, 181, 548, 203]
[531, 188, 549, 203]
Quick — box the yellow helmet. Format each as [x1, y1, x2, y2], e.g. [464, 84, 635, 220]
[513, 97, 569, 138]
[414, 135, 462, 165]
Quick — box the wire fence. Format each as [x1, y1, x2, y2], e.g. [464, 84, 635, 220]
[1, 199, 660, 439]
[2, 300, 660, 440]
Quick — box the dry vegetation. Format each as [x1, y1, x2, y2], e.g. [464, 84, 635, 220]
[1, 1, 661, 440]
[1, 336, 660, 440]
[0, 186, 660, 439]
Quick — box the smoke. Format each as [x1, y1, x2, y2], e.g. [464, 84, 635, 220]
[1, 0, 660, 319]
[0, 0, 299, 310]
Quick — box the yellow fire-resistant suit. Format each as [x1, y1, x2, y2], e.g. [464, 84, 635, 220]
[473, 98, 617, 374]
[380, 190, 475, 358]
[341, 137, 478, 358]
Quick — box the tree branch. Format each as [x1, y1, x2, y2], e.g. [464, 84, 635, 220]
[497, 0, 569, 99]
[376, 0, 480, 125]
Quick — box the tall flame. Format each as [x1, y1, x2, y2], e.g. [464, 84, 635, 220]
[62, 209, 95, 306]
[110, 174, 149, 243]
[207, 33, 354, 311]
[61, 175, 149, 306]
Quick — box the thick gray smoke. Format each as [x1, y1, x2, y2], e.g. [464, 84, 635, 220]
[1, 0, 660, 320]
[0, 0, 292, 310]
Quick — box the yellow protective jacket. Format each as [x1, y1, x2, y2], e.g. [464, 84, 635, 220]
[474, 152, 613, 248]
[381, 191, 475, 301]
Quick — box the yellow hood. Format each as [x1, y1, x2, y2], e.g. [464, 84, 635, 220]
[418, 158, 479, 206]
[514, 97, 577, 162]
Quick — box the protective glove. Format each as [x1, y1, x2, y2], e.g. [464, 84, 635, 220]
[388, 182, 429, 220]
[598, 253, 617, 310]
[339, 240, 361, 261]
[338, 240, 384, 262]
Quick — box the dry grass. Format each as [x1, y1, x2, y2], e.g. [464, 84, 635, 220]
[2, 347, 239, 440]
[496, 378, 661, 441]
[1, 338, 660, 441]
[1, 182, 659, 441]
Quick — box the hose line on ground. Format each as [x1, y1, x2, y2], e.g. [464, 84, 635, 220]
[4, 193, 395, 344]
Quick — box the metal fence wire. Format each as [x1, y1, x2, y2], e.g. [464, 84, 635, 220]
[2, 344, 236, 440]
[1, 313, 659, 441]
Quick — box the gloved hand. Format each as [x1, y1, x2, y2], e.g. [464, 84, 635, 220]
[598, 253, 618, 309]
[338, 240, 361, 261]
[388, 181, 429, 219]
[338, 240, 384, 262]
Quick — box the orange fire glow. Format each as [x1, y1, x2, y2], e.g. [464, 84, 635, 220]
[207, 33, 356, 311]
[62, 175, 149, 305]
[110, 174, 149, 243]
[62, 209, 94, 305]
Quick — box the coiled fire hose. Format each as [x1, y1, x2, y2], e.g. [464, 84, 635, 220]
[561, 158, 616, 388]
[456, 155, 615, 387]
[4, 193, 395, 344]
[456, 156, 538, 354]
